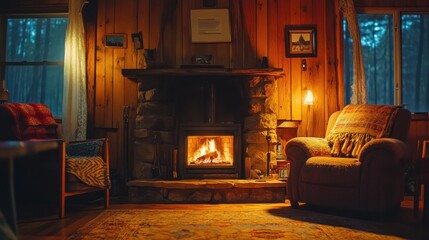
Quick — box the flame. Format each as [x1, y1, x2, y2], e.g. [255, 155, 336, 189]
[188, 136, 233, 166]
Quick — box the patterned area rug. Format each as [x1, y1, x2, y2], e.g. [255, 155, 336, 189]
[68, 205, 420, 240]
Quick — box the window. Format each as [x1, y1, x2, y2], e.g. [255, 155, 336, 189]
[343, 11, 429, 113]
[1, 16, 68, 117]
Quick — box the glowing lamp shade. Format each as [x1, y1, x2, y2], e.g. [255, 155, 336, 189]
[304, 90, 314, 105]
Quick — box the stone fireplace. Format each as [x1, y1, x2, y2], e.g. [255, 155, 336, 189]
[122, 68, 283, 181]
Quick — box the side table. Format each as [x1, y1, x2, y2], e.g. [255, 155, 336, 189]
[0, 140, 59, 234]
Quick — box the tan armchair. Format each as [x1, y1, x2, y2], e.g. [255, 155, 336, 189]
[285, 104, 411, 214]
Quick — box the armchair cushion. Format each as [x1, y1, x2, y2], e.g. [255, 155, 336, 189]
[326, 104, 400, 157]
[0, 103, 58, 140]
[66, 140, 103, 157]
[301, 157, 361, 187]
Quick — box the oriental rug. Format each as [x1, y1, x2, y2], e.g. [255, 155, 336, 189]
[67, 203, 425, 240]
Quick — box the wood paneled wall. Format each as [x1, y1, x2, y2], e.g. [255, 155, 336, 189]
[4, 0, 428, 180]
[90, 0, 343, 172]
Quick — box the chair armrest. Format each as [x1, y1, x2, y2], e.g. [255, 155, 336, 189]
[285, 137, 331, 204]
[359, 138, 409, 165]
[286, 137, 331, 161]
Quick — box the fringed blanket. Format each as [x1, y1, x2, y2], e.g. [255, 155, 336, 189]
[326, 104, 400, 157]
[66, 156, 111, 189]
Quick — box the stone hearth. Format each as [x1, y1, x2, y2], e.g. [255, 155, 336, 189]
[127, 179, 286, 203]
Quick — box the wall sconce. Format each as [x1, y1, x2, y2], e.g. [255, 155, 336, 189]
[304, 89, 314, 105]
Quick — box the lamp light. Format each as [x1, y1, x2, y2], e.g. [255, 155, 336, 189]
[304, 89, 314, 105]
[303, 89, 314, 137]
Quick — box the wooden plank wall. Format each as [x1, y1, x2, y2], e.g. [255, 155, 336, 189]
[91, 0, 339, 173]
[88, 0, 429, 176]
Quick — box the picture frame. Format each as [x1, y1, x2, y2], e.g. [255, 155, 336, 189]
[284, 25, 317, 57]
[131, 32, 143, 50]
[190, 9, 231, 43]
[105, 33, 127, 48]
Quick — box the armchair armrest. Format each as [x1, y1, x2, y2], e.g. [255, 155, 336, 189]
[359, 138, 409, 165]
[285, 137, 331, 205]
[286, 137, 331, 161]
[357, 138, 409, 211]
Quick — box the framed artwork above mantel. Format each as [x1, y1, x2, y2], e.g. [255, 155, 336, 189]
[190, 9, 232, 43]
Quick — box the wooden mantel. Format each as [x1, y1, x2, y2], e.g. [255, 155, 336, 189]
[121, 68, 284, 81]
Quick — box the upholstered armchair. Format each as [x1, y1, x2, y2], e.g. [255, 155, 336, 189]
[0, 103, 110, 218]
[285, 104, 411, 214]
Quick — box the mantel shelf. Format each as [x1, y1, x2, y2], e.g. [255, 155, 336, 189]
[122, 68, 284, 81]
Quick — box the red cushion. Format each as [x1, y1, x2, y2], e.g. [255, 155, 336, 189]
[0, 103, 58, 140]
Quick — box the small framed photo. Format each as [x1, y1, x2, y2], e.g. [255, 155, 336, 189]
[284, 25, 317, 57]
[105, 33, 127, 48]
[131, 32, 143, 50]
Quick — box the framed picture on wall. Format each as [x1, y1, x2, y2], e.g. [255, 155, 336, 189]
[284, 25, 317, 57]
[105, 33, 127, 48]
[190, 9, 231, 43]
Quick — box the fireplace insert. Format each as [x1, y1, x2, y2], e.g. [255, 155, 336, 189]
[178, 124, 242, 179]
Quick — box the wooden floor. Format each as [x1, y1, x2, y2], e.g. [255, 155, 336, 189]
[15, 195, 428, 240]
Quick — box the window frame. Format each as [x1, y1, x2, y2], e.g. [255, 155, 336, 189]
[0, 13, 67, 78]
[0, 13, 68, 117]
[344, 7, 429, 112]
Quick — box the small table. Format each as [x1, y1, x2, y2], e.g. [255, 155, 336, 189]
[0, 140, 59, 234]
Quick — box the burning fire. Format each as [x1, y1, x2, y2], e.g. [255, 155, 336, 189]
[188, 136, 233, 166]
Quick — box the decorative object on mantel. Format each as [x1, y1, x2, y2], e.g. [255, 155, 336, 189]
[0, 80, 9, 103]
[143, 48, 169, 69]
[180, 64, 224, 69]
[190, 9, 232, 43]
[131, 32, 143, 50]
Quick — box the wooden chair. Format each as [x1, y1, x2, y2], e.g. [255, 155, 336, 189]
[414, 138, 429, 223]
[0, 103, 110, 218]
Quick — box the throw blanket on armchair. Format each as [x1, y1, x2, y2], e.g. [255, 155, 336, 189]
[66, 156, 111, 189]
[327, 104, 400, 157]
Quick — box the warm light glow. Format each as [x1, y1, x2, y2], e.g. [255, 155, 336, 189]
[187, 136, 234, 166]
[304, 90, 314, 105]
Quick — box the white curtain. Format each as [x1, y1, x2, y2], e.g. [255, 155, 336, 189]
[63, 0, 87, 141]
[339, 0, 368, 104]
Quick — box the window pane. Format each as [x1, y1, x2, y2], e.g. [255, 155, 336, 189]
[5, 65, 64, 117]
[6, 18, 67, 62]
[343, 14, 395, 105]
[401, 14, 429, 113]
[4, 17, 67, 117]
